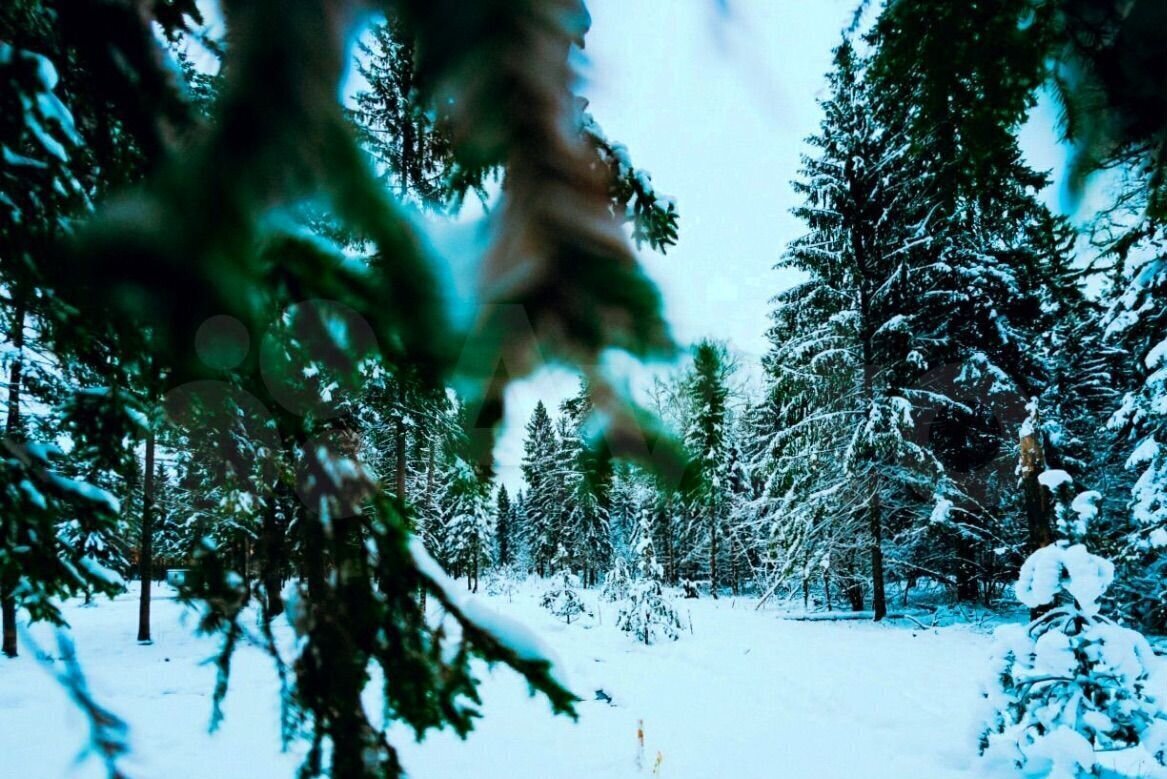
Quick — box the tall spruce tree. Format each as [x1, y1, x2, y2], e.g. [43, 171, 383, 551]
[350, 17, 478, 209]
[521, 400, 561, 576]
[871, 1, 1089, 603]
[559, 380, 613, 587]
[1106, 245, 1167, 629]
[681, 340, 733, 597]
[756, 40, 941, 619]
[495, 483, 512, 567]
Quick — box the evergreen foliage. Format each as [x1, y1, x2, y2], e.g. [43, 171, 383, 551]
[616, 508, 683, 645]
[540, 545, 590, 625]
[981, 543, 1167, 778]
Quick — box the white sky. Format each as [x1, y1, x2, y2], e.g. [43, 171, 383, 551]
[584, 0, 855, 363]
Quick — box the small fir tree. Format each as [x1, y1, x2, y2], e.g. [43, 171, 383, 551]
[540, 545, 590, 625]
[617, 509, 684, 645]
[600, 556, 632, 603]
[980, 543, 1167, 778]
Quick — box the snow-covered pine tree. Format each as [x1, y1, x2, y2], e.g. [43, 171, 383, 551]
[411, 421, 451, 570]
[559, 380, 613, 587]
[600, 556, 632, 603]
[980, 543, 1167, 778]
[641, 370, 701, 584]
[753, 39, 941, 619]
[1106, 247, 1167, 630]
[440, 455, 493, 593]
[521, 400, 562, 577]
[608, 461, 639, 558]
[495, 483, 512, 567]
[540, 544, 590, 625]
[509, 489, 531, 573]
[1036, 270, 1130, 571]
[423, 395, 493, 592]
[604, 461, 659, 591]
[720, 428, 755, 596]
[617, 506, 684, 644]
[870, 2, 1090, 605]
[907, 179, 1084, 605]
[680, 340, 732, 598]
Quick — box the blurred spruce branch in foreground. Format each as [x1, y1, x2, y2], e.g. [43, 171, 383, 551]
[2, 0, 685, 776]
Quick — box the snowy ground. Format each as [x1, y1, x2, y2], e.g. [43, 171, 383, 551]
[1, 581, 1020, 778]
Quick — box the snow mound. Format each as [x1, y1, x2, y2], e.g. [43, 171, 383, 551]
[1014, 543, 1113, 617]
[1023, 727, 1095, 779]
[1069, 491, 1101, 525]
[1037, 469, 1072, 492]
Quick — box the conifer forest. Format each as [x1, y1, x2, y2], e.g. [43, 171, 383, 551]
[2, 1, 1167, 777]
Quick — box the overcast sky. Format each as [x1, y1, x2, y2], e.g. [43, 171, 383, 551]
[584, 0, 854, 362]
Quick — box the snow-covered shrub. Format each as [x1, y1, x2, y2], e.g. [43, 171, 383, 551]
[540, 547, 591, 624]
[600, 557, 632, 603]
[617, 578, 684, 645]
[617, 512, 683, 644]
[484, 565, 521, 601]
[979, 543, 1167, 778]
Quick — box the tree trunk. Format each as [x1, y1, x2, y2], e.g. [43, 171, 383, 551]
[857, 280, 887, 622]
[423, 434, 435, 515]
[708, 504, 719, 600]
[0, 572, 14, 659]
[259, 481, 287, 620]
[137, 425, 156, 643]
[473, 551, 479, 594]
[845, 580, 864, 612]
[869, 492, 887, 621]
[394, 384, 407, 501]
[2, 297, 26, 658]
[856, 231, 887, 622]
[660, 507, 674, 584]
[242, 537, 252, 599]
[1020, 415, 1054, 619]
[955, 534, 979, 602]
[730, 533, 740, 596]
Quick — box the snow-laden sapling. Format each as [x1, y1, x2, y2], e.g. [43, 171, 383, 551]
[484, 564, 521, 601]
[979, 543, 1167, 778]
[617, 513, 684, 645]
[541, 547, 591, 625]
[600, 557, 632, 603]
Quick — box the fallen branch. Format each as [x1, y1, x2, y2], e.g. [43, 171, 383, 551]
[779, 610, 930, 622]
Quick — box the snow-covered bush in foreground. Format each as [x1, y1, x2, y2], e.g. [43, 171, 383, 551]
[980, 543, 1167, 778]
[540, 547, 591, 625]
[600, 557, 632, 603]
[484, 565, 521, 601]
[617, 578, 684, 645]
[616, 513, 683, 645]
